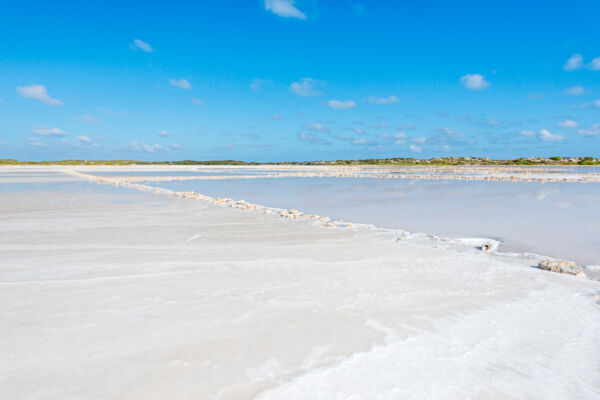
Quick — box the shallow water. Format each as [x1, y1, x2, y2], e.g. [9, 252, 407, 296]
[147, 177, 600, 265]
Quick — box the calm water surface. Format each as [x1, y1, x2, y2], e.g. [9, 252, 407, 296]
[149, 177, 600, 265]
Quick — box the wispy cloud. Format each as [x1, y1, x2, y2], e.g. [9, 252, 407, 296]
[327, 99, 356, 109]
[299, 131, 330, 144]
[350, 138, 372, 145]
[128, 141, 181, 153]
[305, 122, 329, 132]
[17, 84, 63, 106]
[265, 0, 306, 19]
[397, 123, 417, 130]
[372, 122, 388, 129]
[27, 137, 46, 147]
[577, 124, 600, 136]
[539, 129, 562, 142]
[76, 135, 94, 144]
[379, 132, 406, 144]
[97, 107, 114, 116]
[157, 130, 172, 137]
[191, 98, 203, 105]
[564, 54, 583, 71]
[31, 127, 66, 137]
[563, 53, 600, 71]
[409, 144, 422, 152]
[169, 78, 192, 90]
[368, 95, 399, 104]
[556, 120, 578, 128]
[271, 113, 286, 120]
[78, 113, 100, 125]
[520, 130, 536, 137]
[250, 78, 265, 91]
[131, 39, 153, 52]
[460, 74, 490, 90]
[290, 78, 324, 96]
[565, 85, 585, 95]
[571, 99, 600, 109]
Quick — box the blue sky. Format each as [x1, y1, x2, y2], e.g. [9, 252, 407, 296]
[1, 0, 599, 161]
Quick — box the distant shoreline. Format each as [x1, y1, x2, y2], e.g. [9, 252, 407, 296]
[1, 156, 599, 166]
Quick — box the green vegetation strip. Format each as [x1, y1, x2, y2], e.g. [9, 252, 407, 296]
[1, 157, 599, 166]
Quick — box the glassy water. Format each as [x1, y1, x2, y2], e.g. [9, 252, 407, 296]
[146, 177, 600, 265]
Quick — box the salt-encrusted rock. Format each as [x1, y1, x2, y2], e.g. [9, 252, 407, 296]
[538, 260, 583, 276]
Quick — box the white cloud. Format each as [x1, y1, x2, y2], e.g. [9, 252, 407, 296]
[250, 78, 265, 91]
[264, 0, 306, 19]
[520, 130, 536, 137]
[556, 120, 578, 128]
[577, 124, 600, 136]
[351, 138, 371, 145]
[327, 99, 356, 109]
[379, 132, 406, 143]
[372, 122, 388, 129]
[78, 113, 100, 125]
[77, 135, 93, 143]
[369, 95, 399, 104]
[97, 107, 114, 115]
[299, 132, 330, 144]
[565, 85, 585, 95]
[409, 144, 422, 152]
[128, 141, 181, 153]
[564, 54, 583, 71]
[539, 129, 562, 142]
[460, 74, 490, 90]
[589, 57, 600, 71]
[169, 78, 191, 90]
[31, 127, 66, 137]
[157, 130, 172, 137]
[572, 99, 600, 109]
[132, 39, 153, 52]
[352, 127, 365, 134]
[271, 114, 286, 120]
[191, 98, 203, 105]
[442, 145, 451, 151]
[290, 78, 324, 96]
[413, 137, 427, 144]
[17, 84, 63, 106]
[27, 138, 46, 147]
[398, 123, 417, 130]
[305, 122, 329, 132]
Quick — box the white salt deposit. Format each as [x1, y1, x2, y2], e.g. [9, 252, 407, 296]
[1, 167, 599, 400]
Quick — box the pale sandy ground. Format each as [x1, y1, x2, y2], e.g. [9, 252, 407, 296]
[1, 170, 599, 399]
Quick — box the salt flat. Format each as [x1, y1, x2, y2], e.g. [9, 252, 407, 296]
[1, 168, 599, 399]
